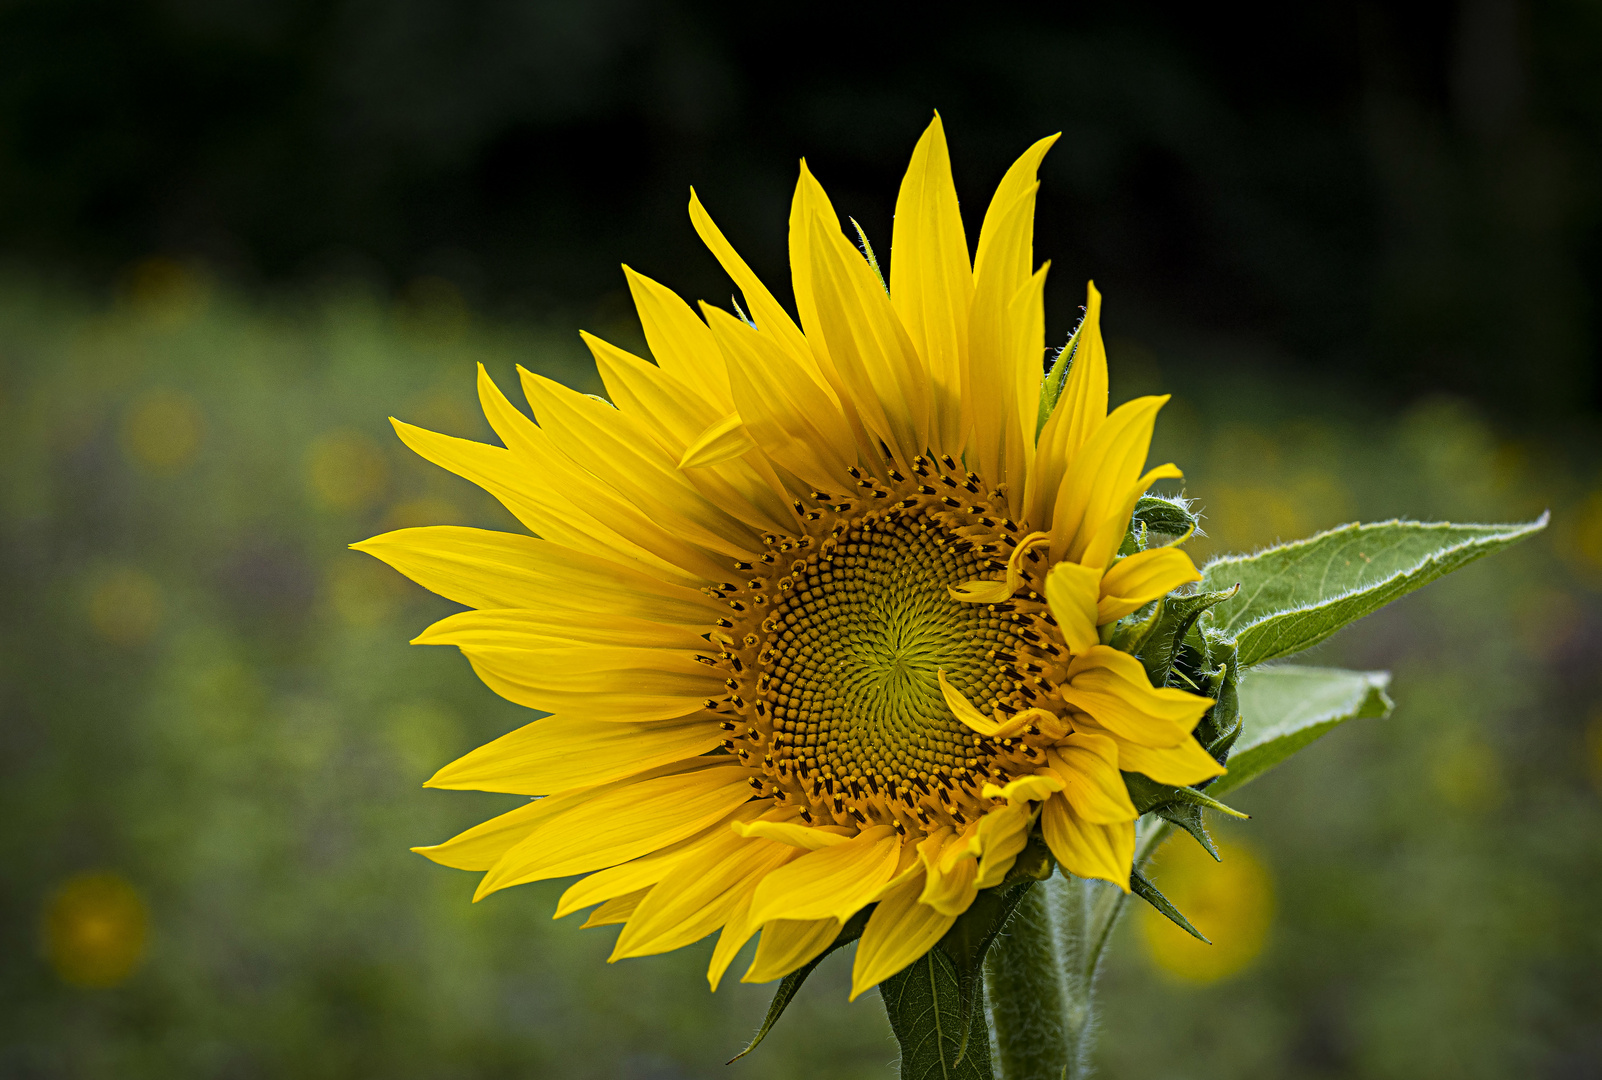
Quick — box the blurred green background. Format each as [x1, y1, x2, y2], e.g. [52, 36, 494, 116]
[3, 2, 1602, 1078]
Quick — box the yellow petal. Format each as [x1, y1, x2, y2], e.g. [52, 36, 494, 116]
[555, 803, 767, 919]
[1040, 793, 1133, 891]
[1027, 280, 1108, 526]
[412, 606, 705, 651]
[1044, 559, 1102, 654]
[966, 182, 1041, 487]
[1060, 646, 1214, 748]
[460, 646, 723, 723]
[352, 525, 717, 624]
[703, 302, 857, 493]
[1048, 394, 1170, 567]
[581, 888, 649, 928]
[918, 846, 978, 916]
[742, 918, 841, 984]
[1055, 281, 1110, 461]
[622, 264, 732, 409]
[786, 160, 845, 378]
[1113, 734, 1226, 786]
[423, 713, 721, 796]
[890, 114, 973, 455]
[746, 826, 900, 925]
[1002, 263, 1049, 492]
[707, 890, 758, 991]
[587, 336, 795, 538]
[1080, 462, 1185, 571]
[611, 833, 795, 960]
[1048, 732, 1138, 825]
[972, 803, 1031, 888]
[678, 411, 754, 469]
[411, 797, 575, 872]
[973, 134, 1059, 283]
[937, 670, 1029, 738]
[805, 210, 931, 466]
[981, 773, 1065, 805]
[1097, 546, 1202, 625]
[389, 415, 705, 585]
[732, 819, 854, 850]
[689, 188, 819, 377]
[850, 868, 956, 1000]
[474, 363, 745, 579]
[475, 762, 756, 899]
[518, 368, 763, 560]
[949, 530, 1050, 603]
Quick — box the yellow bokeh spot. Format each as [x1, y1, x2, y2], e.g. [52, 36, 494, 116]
[1431, 738, 1507, 811]
[1562, 490, 1602, 581]
[121, 389, 203, 474]
[1138, 837, 1274, 984]
[307, 430, 388, 511]
[43, 872, 150, 988]
[87, 567, 162, 647]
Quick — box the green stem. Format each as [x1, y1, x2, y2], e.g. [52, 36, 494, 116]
[985, 819, 1179, 1080]
[1047, 871, 1096, 1079]
[983, 885, 1068, 1080]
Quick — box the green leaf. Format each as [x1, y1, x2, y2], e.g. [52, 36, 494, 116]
[1209, 664, 1393, 796]
[881, 946, 996, 1080]
[728, 907, 869, 1063]
[1200, 516, 1547, 667]
[1130, 868, 1210, 943]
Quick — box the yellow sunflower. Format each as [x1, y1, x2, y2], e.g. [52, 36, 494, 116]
[357, 115, 1222, 1000]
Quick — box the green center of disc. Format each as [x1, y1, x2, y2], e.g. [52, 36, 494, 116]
[765, 516, 1021, 789]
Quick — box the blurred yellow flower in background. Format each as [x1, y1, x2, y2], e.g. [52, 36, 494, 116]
[1139, 837, 1273, 984]
[43, 873, 150, 988]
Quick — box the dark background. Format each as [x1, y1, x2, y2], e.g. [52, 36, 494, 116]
[4, 3, 1602, 1079]
[2, 0, 1599, 417]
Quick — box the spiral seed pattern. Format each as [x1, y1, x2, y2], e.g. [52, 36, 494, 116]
[699, 455, 1073, 833]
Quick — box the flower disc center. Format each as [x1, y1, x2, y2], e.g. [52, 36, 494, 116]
[759, 513, 1023, 821]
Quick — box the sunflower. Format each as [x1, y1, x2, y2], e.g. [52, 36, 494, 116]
[357, 115, 1221, 1000]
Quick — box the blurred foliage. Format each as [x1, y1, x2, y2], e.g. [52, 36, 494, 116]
[1, 273, 1600, 1079]
[0, 0, 1599, 416]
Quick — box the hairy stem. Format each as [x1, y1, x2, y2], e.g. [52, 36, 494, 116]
[1048, 871, 1097, 1079]
[983, 884, 1068, 1080]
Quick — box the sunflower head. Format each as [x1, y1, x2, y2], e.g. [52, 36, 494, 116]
[358, 114, 1224, 1000]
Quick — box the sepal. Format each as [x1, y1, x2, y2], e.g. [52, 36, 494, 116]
[1132, 493, 1201, 541]
[1130, 867, 1209, 943]
[1130, 586, 1238, 688]
[731, 907, 870, 1062]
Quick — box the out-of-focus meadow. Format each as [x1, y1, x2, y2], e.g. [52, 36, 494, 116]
[3, 260, 1599, 1079]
